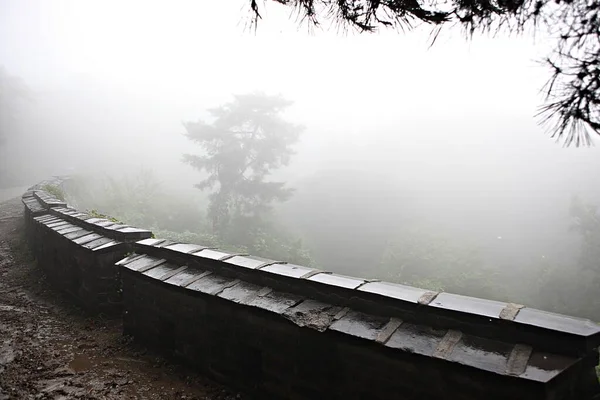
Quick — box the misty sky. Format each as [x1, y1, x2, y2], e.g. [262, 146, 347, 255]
[1, 0, 600, 273]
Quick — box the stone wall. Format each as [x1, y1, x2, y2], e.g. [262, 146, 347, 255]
[21, 181, 600, 399]
[22, 180, 151, 313]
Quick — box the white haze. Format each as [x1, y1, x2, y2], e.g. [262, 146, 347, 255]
[1, 0, 600, 306]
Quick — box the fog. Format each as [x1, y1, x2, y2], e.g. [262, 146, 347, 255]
[2, 1, 600, 318]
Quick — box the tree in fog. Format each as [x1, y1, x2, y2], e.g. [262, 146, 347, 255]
[183, 93, 304, 243]
[249, 0, 600, 146]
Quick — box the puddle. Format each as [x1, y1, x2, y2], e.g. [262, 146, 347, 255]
[68, 354, 93, 373]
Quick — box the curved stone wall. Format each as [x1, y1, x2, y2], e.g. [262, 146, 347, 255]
[20, 180, 600, 400]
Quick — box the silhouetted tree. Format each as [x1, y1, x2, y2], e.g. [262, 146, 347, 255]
[183, 93, 304, 238]
[248, 0, 600, 147]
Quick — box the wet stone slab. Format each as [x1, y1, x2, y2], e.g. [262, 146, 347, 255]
[53, 223, 76, 232]
[83, 237, 114, 250]
[116, 254, 146, 266]
[247, 290, 303, 314]
[156, 265, 188, 282]
[73, 233, 102, 245]
[218, 281, 262, 303]
[137, 238, 167, 247]
[72, 212, 90, 218]
[164, 267, 208, 287]
[357, 281, 428, 303]
[47, 221, 71, 229]
[308, 273, 365, 289]
[101, 223, 121, 230]
[67, 212, 92, 220]
[38, 215, 61, 223]
[429, 292, 507, 319]
[164, 243, 207, 254]
[22, 198, 45, 213]
[84, 218, 106, 224]
[224, 255, 276, 269]
[105, 224, 128, 230]
[94, 220, 115, 227]
[35, 216, 57, 223]
[385, 323, 447, 356]
[194, 249, 233, 261]
[143, 263, 180, 280]
[41, 220, 63, 228]
[260, 263, 313, 279]
[154, 239, 176, 248]
[117, 227, 151, 235]
[329, 311, 389, 341]
[92, 241, 119, 252]
[514, 308, 600, 336]
[521, 351, 576, 382]
[63, 229, 90, 240]
[283, 300, 342, 332]
[447, 334, 513, 374]
[187, 274, 237, 296]
[123, 255, 166, 272]
[57, 226, 84, 235]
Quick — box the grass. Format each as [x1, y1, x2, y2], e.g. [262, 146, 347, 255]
[42, 184, 66, 202]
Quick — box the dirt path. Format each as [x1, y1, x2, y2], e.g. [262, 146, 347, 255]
[0, 197, 245, 400]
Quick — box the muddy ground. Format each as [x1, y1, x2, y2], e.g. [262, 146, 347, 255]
[0, 197, 245, 400]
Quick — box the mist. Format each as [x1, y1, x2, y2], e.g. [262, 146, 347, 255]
[2, 0, 600, 320]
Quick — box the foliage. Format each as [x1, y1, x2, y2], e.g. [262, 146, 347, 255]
[42, 184, 66, 202]
[249, 0, 600, 146]
[378, 226, 501, 300]
[66, 170, 206, 231]
[66, 169, 313, 266]
[183, 92, 304, 237]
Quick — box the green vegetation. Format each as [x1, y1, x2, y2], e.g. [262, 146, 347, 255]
[66, 167, 313, 266]
[42, 184, 66, 202]
[379, 227, 500, 300]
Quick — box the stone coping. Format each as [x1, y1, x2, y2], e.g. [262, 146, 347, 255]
[131, 237, 600, 357]
[21, 191, 47, 216]
[33, 190, 67, 209]
[33, 214, 124, 253]
[118, 252, 582, 384]
[49, 207, 152, 243]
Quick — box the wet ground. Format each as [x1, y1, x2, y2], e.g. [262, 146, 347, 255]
[0, 197, 245, 400]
